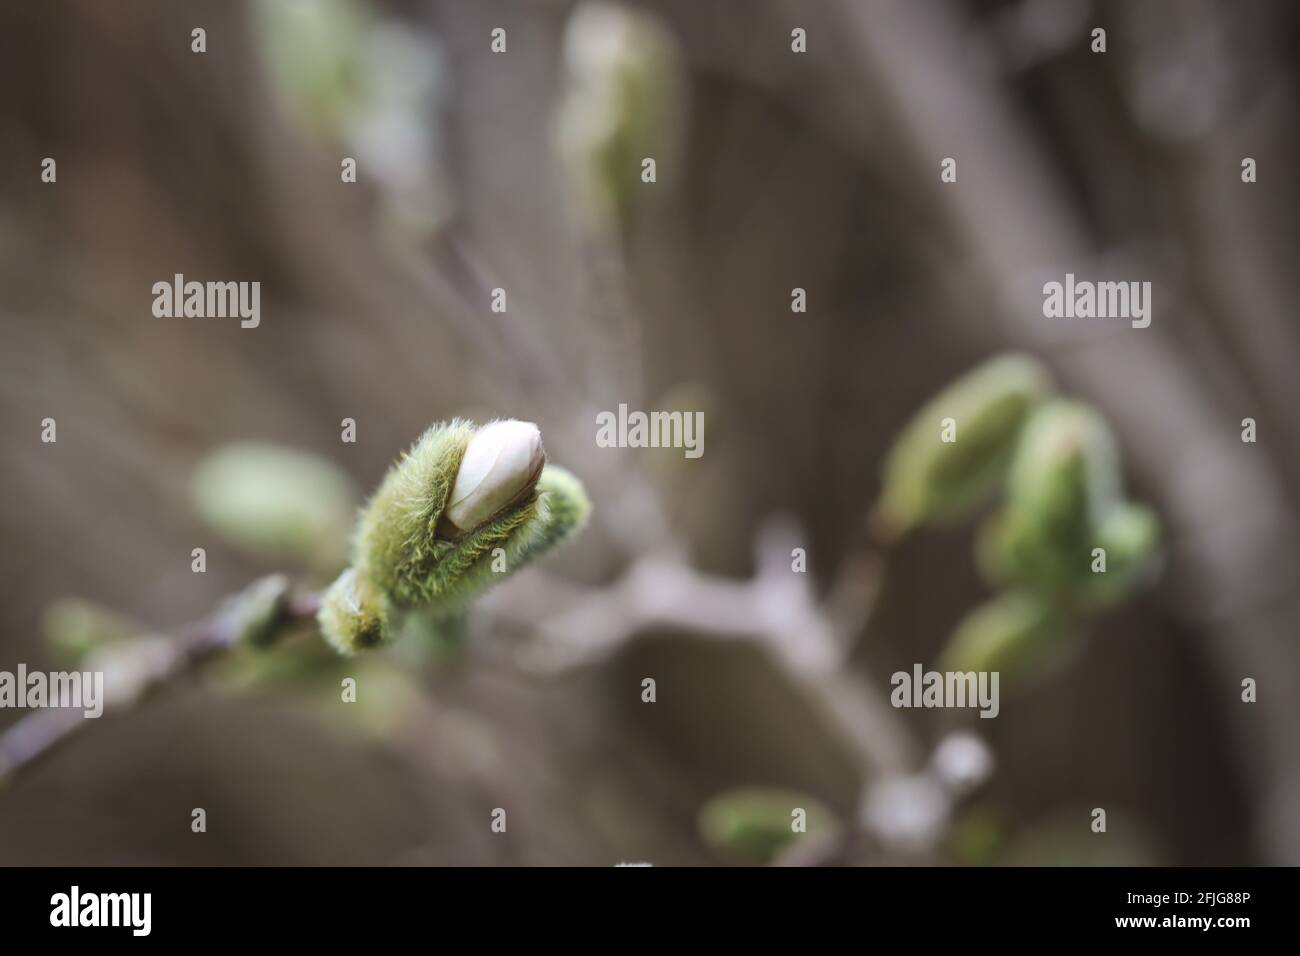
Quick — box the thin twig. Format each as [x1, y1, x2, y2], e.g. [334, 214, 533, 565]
[0, 587, 321, 784]
[497, 515, 917, 778]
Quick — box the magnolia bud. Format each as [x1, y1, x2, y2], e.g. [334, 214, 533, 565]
[443, 420, 546, 535]
[349, 418, 587, 631]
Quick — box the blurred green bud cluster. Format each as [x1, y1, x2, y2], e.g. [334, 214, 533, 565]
[941, 590, 1068, 682]
[253, 0, 369, 143]
[875, 354, 1053, 538]
[876, 354, 1162, 686]
[697, 787, 839, 865]
[319, 419, 591, 655]
[978, 401, 1160, 609]
[556, 2, 685, 229]
[191, 442, 358, 574]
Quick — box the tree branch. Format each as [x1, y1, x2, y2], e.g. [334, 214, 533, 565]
[0, 586, 321, 784]
[491, 515, 915, 777]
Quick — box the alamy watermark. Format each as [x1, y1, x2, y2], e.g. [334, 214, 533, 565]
[1042, 273, 1151, 328]
[596, 403, 704, 459]
[0, 664, 103, 718]
[151, 273, 260, 328]
[50, 886, 151, 936]
[891, 664, 999, 719]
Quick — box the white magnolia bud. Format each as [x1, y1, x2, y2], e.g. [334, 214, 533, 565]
[444, 420, 545, 533]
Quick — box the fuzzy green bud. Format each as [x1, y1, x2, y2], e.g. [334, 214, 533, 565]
[942, 590, 1067, 686]
[875, 354, 1053, 538]
[356, 419, 542, 608]
[327, 419, 590, 651]
[520, 464, 592, 560]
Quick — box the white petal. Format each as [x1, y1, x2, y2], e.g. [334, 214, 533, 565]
[445, 420, 544, 531]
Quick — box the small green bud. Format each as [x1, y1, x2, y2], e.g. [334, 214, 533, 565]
[875, 354, 1053, 538]
[352, 420, 589, 626]
[317, 568, 388, 655]
[697, 787, 839, 865]
[995, 400, 1123, 597]
[1005, 400, 1121, 521]
[1080, 502, 1162, 610]
[521, 464, 592, 560]
[941, 590, 1068, 686]
[191, 442, 358, 572]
